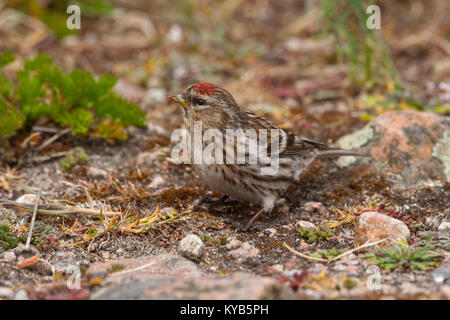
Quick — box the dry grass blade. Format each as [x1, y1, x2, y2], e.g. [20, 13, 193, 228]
[0, 199, 124, 217]
[110, 261, 156, 277]
[25, 187, 42, 249]
[283, 238, 404, 263]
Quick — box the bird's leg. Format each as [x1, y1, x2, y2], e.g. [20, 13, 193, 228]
[238, 207, 273, 232]
[192, 195, 229, 212]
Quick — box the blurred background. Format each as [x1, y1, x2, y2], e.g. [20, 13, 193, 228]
[0, 0, 449, 143]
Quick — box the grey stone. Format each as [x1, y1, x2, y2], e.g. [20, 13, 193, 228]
[178, 234, 204, 261]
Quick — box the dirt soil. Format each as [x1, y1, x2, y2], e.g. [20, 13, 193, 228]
[0, 0, 449, 299]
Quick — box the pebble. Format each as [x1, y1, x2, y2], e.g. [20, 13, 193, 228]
[226, 238, 241, 250]
[304, 201, 324, 213]
[3, 251, 16, 262]
[263, 228, 277, 238]
[0, 287, 14, 299]
[15, 194, 38, 205]
[227, 242, 260, 265]
[100, 251, 111, 260]
[355, 211, 410, 251]
[295, 220, 316, 231]
[267, 264, 284, 273]
[147, 175, 164, 188]
[438, 221, 450, 232]
[13, 244, 39, 257]
[178, 235, 204, 261]
[14, 289, 29, 300]
[87, 167, 108, 179]
[431, 266, 450, 284]
[166, 24, 183, 43]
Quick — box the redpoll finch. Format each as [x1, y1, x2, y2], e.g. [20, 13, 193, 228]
[170, 83, 363, 230]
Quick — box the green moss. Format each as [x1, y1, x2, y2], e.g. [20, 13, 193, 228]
[0, 223, 25, 250]
[312, 247, 345, 260]
[108, 264, 125, 273]
[61, 147, 88, 169]
[200, 235, 227, 246]
[298, 224, 333, 244]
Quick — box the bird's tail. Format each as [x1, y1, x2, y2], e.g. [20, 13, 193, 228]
[316, 149, 368, 158]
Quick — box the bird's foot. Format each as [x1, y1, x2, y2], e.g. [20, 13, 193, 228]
[237, 207, 268, 232]
[236, 223, 265, 232]
[192, 195, 231, 212]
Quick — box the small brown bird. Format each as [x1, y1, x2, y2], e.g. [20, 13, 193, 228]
[170, 83, 362, 230]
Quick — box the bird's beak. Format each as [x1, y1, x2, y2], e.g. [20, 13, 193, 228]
[169, 94, 188, 109]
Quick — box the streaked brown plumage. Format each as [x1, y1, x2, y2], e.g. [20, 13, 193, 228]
[170, 83, 362, 230]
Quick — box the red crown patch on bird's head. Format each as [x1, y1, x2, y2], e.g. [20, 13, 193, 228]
[193, 83, 216, 96]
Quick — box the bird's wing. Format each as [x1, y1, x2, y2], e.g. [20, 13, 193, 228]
[281, 133, 363, 158]
[237, 111, 362, 158]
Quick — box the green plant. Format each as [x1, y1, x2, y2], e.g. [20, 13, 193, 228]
[200, 235, 227, 246]
[0, 52, 146, 140]
[320, 0, 399, 88]
[312, 247, 346, 260]
[60, 147, 88, 169]
[0, 223, 25, 250]
[361, 244, 443, 271]
[298, 224, 333, 243]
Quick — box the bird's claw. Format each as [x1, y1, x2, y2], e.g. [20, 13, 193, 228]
[236, 223, 265, 232]
[192, 195, 229, 212]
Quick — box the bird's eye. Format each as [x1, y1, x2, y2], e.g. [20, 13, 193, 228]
[196, 98, 206, 106]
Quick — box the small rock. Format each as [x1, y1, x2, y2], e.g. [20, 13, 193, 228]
[178, 235, 204, 261]
[166, 24, 183, 43]
[14, 289, 29, 300]
[87, 167, 108, 179]
[226, 238, 241, 250]
[100, 251, 111, 260]
[147, 175, 164, 188]
[438, 221, 450, 232]
[209, 265, 218, 272]
[228, 242, 260, 265]
[267, 264, 284, 273]
[13, 244, 39, 257]
[295, 220, 316, 231]
[431, 266, 450, 284]
[304, 201, 324, 213]
[3, 251, 16, 262]
[16, 194, 38, 205]
[263, 228, 277, 238]
[355, 211, 410, 251]
[0, 287, 14, 299]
